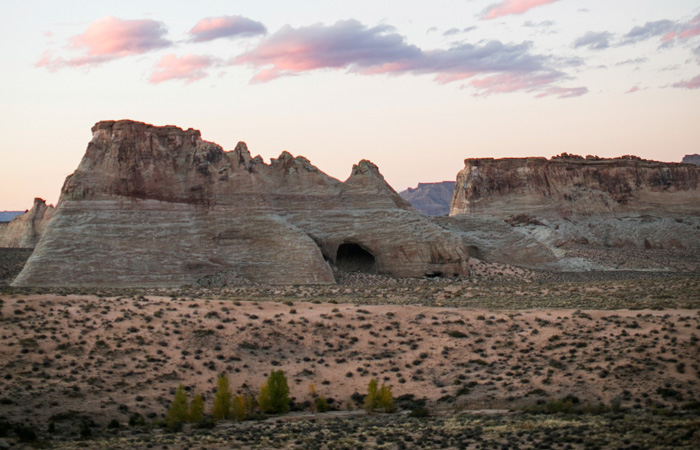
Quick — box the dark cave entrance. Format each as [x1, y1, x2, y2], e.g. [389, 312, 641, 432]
[335, 243, 377, 274]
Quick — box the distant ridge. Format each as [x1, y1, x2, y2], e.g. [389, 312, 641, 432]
[0, 211, 23, 222]
[399, 181, 455, 216]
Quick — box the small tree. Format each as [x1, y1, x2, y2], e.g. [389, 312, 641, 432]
[315, 396, 330, 412]
[378, 384, 394, 413]
[259, 370, 290, 414]
[212, 375, 232, 420]
[364, 378, 379, 412]
[258, 381, 271, 413]
[232, 395, 246, 421]
[166, 385, 189, 428]
[188, 393, 204, 423]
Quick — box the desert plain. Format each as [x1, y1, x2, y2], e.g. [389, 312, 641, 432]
[1, 250, 699, 449]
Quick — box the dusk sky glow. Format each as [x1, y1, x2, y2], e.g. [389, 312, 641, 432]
[1, 0, 699, 210]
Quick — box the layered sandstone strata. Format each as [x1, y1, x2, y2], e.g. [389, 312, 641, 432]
[13, 120, 469, 287]
[450, 154, 700, 218]
[0, 198, 55, 248]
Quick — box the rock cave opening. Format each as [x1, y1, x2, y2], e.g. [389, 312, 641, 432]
[335, 243, 377, 274]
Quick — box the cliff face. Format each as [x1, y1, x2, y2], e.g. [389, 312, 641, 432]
[14, 120, 469, 287]
[0, 198, 55, 248]
[450, 155, 700, 218]
[399, 182, 455, 216]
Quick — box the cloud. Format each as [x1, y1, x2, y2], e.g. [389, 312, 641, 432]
[622, 20, 676, 45]
[534, 86, 588, 99]
[234, 20, 422, 82]
[36, 16, 171, 70]
[482, 0, 562, 20]
[189, 15, 266, 43]
[150, 53, 215, 84]
[233, 19, 583, 97]
[442, 26, 476, 36]
[615, 57, 648, 66]
[672, 74, 700, 89]
[573, 31, 614, 50]
[625, 86, 640, 94]
[660, 13, 700, 45]
[621, 14, 700, 46]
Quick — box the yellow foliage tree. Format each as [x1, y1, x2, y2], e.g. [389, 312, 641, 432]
[188, 393, 204, 423]
[231, 395, 246, 421]
[212, 374, 231, 420]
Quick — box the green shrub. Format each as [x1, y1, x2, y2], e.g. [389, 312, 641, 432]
[315, 396, 330, 413]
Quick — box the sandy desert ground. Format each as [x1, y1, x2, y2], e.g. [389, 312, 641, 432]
[0, 249, 699, 448]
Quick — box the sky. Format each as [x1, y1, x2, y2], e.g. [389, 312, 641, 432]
[1, 0, 699, 210]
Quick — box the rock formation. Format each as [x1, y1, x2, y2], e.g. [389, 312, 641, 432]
[451, 154, 699, 218]
[399, 182, 455, 216]
[683, 154, 700, 166]
[13, 120, 469, 287]
[446, 154, 700, 270]
[0, 198, 55, 248]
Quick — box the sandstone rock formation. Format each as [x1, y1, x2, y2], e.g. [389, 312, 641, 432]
[447, 154, 700, 270]
[451, 154, 699, 218]
[399, 181, 455, 216]
[683, 154, 700, 166]
[13, 120, 470, 287]
[0, 198, 55, 248]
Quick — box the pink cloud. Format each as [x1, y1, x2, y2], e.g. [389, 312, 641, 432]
[625, 86, 640, 94]
[482, 0, 562, 20]
[72, 16, 170, 57]
[189, 15, 266, 42]
[672, 74, 700, 89]
[150, 54, 214, 84]
[36, 16, 171, 70]
[233, 19, 583, 97]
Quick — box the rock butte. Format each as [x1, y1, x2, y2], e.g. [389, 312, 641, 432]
[450, 154, 700, 218]
[0, 198, 54, 248]
[12, 120, 470, 287]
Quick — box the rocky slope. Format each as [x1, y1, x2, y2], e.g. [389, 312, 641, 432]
[399, 181, 455, 216]
[0, 198, 55, 248]
[450, 154, 699, 218]
[13, 120, 469, 287]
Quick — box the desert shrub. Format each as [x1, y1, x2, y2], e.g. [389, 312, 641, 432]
[409, 406, 429, 418]
[212, 375, 232, 419]
[166, 385, 189, 429]
[315, 396, 330, 413]
[188, 393, 204, 423]
[107, 419, 120, 429]
[14, 424, 37, 442]
[258, 370, 290, 414]
[79, 420, 92, 439]
[446, 330, 468, 339]
[128, 413, 145, 427]
[657, 387, 683, 401]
